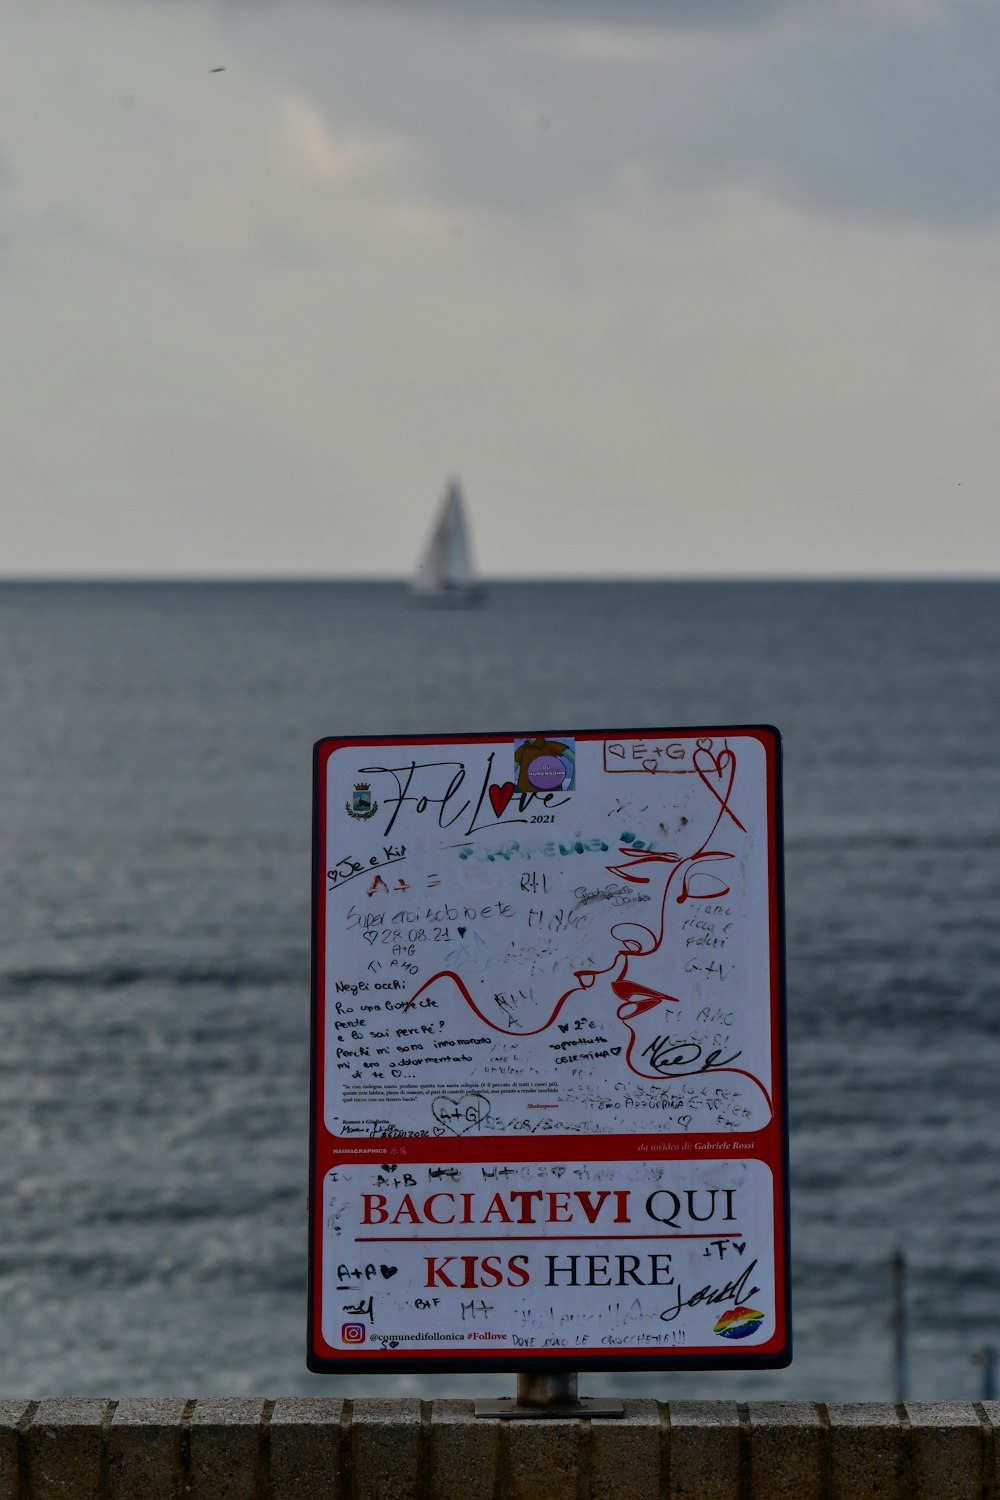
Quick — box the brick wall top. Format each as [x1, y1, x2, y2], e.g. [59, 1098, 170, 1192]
[1, 1398, 998, 1499]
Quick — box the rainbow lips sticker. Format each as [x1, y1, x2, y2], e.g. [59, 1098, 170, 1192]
[713, 1307, 765, 1340]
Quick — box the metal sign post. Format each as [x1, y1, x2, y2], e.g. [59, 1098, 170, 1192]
[309, 727, 790, 1378]
[475, 1372, 624, 1419]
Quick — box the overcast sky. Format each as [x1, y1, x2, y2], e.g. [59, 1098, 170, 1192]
[3, 0, 999, 576]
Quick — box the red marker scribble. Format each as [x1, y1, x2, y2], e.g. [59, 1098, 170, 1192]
[405, 845, 730, 1034]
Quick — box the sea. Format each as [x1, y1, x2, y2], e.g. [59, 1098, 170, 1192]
[1, 579, 998, 1403]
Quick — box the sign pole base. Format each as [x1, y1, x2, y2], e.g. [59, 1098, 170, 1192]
[474, 1371, 625, 1419]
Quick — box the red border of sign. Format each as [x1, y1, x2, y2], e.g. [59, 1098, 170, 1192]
[308, 727, 790, 1372]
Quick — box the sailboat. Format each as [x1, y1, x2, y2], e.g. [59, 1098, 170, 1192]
[411, 479, 483, 605]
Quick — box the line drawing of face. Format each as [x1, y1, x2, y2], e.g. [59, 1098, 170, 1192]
[400, 743, 772, 1114]
[405, 846, 731, 1032]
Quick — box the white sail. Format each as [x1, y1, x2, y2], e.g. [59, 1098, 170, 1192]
[412, 479, 481, 602]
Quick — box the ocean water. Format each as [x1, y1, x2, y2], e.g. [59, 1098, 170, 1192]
[1, 579, 998, 1402]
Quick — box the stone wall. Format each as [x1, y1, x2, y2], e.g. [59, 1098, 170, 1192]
[2, 1397, 999, 1499]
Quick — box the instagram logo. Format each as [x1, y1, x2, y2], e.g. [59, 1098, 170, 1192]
[341, 1322, 366, 1345]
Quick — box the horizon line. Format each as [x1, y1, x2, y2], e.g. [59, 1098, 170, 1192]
[0, 571, 997, 585]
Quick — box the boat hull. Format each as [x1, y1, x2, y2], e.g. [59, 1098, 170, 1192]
[410, 583, 485, 607]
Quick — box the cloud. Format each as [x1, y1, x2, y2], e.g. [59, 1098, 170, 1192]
[524, 7, 1000, 227]
[207, 0, 1000, 229]
[277, 0, 789, 31]
[717, 4, 1000, 226]
[1, 0, 999, 576]
[274, 94, 401, 186]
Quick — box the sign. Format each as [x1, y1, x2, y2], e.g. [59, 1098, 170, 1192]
[309, 727, 789, 1372]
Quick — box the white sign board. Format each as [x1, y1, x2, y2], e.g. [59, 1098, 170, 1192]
[309, 727, 789, 1371]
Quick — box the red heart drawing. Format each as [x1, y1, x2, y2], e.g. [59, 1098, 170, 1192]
[488, 781, 515, 818]
[692, 746, 746, 833]
[693, 745, 735, 805]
